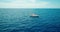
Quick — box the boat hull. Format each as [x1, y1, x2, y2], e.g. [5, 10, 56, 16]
[30, 16, 39, 18]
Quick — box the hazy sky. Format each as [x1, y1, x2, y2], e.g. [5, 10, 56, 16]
[0, 0, 60, 8]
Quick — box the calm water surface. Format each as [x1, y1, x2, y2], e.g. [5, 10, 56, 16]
[0, 8, 60, 32]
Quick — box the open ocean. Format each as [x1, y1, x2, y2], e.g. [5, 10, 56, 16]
[0, 8, 60, 32]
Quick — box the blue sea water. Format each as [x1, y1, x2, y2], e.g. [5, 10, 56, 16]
[0, 8, 60, 32]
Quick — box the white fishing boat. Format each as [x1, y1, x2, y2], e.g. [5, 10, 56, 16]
[30, 14, 39, 17]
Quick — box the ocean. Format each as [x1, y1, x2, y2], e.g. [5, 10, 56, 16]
[0, 8, 60, 32]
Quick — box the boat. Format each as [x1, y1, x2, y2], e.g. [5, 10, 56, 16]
[30, 14, 39, 18]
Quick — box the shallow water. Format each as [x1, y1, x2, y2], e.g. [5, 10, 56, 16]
[0, 8, 60, 32]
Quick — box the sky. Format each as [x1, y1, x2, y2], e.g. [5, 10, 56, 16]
[0, 0, 60, 8]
